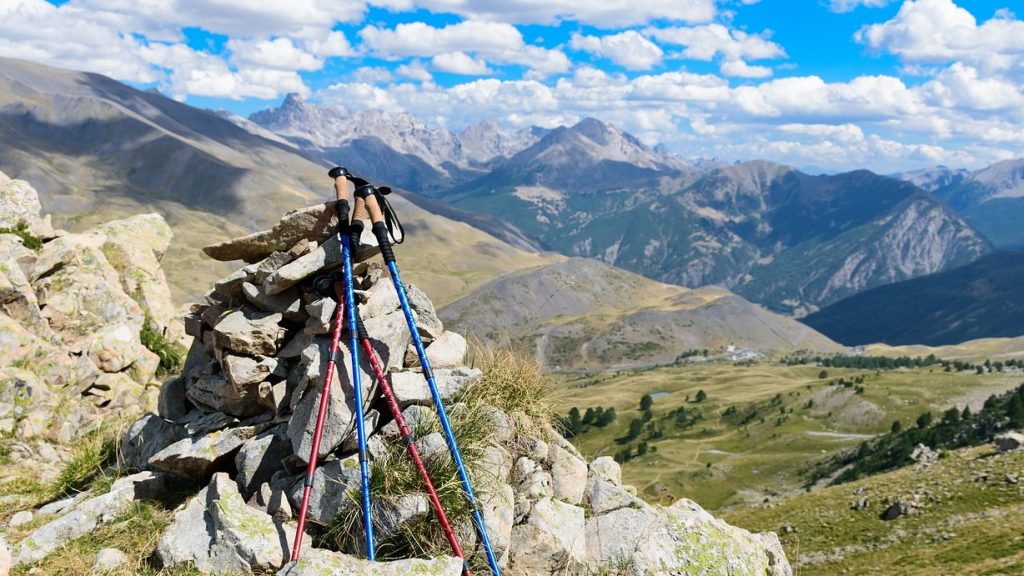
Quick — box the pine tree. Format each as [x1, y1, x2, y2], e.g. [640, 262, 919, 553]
[640, 394, 653, 411]
[695, 389, 707, 403]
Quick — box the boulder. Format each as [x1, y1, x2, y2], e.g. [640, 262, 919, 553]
[995, 432, 1024, 453]
[277, 548, 463, 576]
[92, 548, 129, 574]
[584, 506, 657, 570]
[0, 237, 53, 339]
[243, 282, 304, 321]
[212, 309, 285, 356]
[222, 354, 285, 389]
[586, 476, 647, 516]
[119, 412, 186, 470]
[158, 475, 308, 575]
[202, 202, 340, 264]
[389, 367, 479, 409]
[187, 373, 264, 418]
[0, 178, 43, 229]
[507, 497, 586, 575]
[149, 426, 257, 481]
[413, 432, 450, 467]
[589, 456, 621, 486]
[0, 313, 98, 392]
[263, 234, 373, 296]
[17, 482, 135, 563]
[549, 443, 587, 505]
[235, 425, 292, 499]
[408, 331, 467, 369]
[0, 533, 9, 576]
[373, 494, 430, 543]
[285, 456, 362, 525]
[480, 483, 515, 560]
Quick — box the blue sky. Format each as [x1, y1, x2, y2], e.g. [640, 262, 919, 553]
[4, 0, 1024, 172]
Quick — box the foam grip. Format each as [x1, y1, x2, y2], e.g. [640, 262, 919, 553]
[352, 195, 369, 221]
[363, 191, 386, 225]
[349, 218, 365, 253]
[372, 222, 395, 263]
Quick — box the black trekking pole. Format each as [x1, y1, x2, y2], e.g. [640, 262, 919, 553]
[342, 168, 502, 575]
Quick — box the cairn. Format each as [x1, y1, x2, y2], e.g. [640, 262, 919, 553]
[100, 200, 796, 575]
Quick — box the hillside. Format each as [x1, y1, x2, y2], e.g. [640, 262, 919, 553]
[905, 158, 1024, 249]
[726, 441, 1024, 575]
[0, 57, 556, 304]
[440, 258, 842, 370]
[446, 151, 991, 315]
[804, 251, 1024, 346]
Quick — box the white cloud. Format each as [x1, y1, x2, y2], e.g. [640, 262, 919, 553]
[353, 66, 395, 84]
[856, 0, 1024, 69]
[829, 0, 893, 13]
[432, 52, 492, 75]
[395, 60, 435, 83]
[647, 23, 785, 77]
[569, 31, 664, 70]
[359, 20, 570, 76]
[403, 0, 717, 27]
[227, 37, 322, 71]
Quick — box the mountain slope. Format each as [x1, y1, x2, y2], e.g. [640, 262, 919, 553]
[906, 158, 1024, 249]
[447, 154, 991, 315]
[440, 257, 841, 370]
[0, 57, 557, 303]
[803, 251, 1024, 346]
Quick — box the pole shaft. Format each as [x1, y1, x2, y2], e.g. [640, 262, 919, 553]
[386, 261, 502, 575]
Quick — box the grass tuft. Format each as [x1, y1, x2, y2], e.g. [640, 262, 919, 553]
[139, 315, 186, 377]
[467, 344, 554, 439]
[0, 221, 44, 251]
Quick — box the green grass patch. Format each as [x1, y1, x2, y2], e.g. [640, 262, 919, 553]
[140, 315, 186, 377]
[0, 221, 43, 251]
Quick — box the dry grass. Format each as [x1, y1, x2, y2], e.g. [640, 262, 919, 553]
[466, 344, 555, 440]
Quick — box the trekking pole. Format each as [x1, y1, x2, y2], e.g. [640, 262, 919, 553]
[332, 167, 376, 561]
[342, 168, 502, 575]
[290, 274, 347, 561]
[351, 304, 471, 575]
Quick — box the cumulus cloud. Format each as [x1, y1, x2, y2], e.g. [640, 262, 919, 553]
[829, 0, 893, 13]
[856, 0, 1024, 69]
[432, 52, 492, 75]
[647, 23, 785, 77]
[359, 20, 570, 76]
[569, 31, 664, 70]
[404, 0, 717, 27]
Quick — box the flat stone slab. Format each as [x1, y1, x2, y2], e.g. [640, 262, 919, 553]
[203, 202, 339, 264]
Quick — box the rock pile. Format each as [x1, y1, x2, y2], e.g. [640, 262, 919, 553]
[11, 196, 792, 575]
[0, 172, 180, 444]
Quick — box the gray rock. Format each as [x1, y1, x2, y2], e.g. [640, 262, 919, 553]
[481, 483, 515, 560]
[583, 507, 657, 570]
[380, 405, 437, 440]
[223, 354, 285, 389]
[508, 497, 586, 575]
[407, 331, 467, 370]
[17, 483, 135, 563]
[92, 548, 128, 574]
[285, 456, 362, 525]
[277, 548, 463, 576]
[236, 425, 292, 499]
[202, 202, 340, 264]
[881, 499, 917, 521]
[254, 252, 295, 284]
[149, 426, 257, 481]
[589, 456, 621, 485]
[110, 471, 169, 501]
[263, 235, 370, 295]
[406, 284, 443, 336]
[9, 510, 33, 527]
[158, 374, 190, 421]
[413, 432, 450, 468]
[187, 373, 264, 418]
[549, 443, 588, 505]
[363, 311, 413, 373]
[119, 413, 186, 470]
[619, 499, 792, 575]
[512, 457, 552, 501]
[214, 266, 256, 300]
[995, 431, 1024, 453]
[360, 279, 400, 320]
[156, 487, 248, 575]
[389, 367, 480, 409]
[243, 282, 304, 321]
[158, 476, 308, 575]
[0, 178, 43, 229]
[303, 297, 337, 334]
[586, 476, 647, 515]
[910, 443, 939, 464]
[373, 494, 430, 543]
[213, 309, 285, 356]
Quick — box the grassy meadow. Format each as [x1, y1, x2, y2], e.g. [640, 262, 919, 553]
[551, 359, 1024, 510]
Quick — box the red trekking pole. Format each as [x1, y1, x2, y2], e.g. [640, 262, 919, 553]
[352, 297, 471, 575]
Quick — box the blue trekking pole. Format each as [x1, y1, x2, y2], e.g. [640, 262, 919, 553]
[342, 168, 501, 575]
[329, 167, 375, 559]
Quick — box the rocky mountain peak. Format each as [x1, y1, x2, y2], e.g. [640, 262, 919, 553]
[281, 92, 306, 110]
[971, 157, 1024, 200]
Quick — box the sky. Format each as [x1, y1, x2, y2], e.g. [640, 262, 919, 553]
[2, 0, 1023, 173]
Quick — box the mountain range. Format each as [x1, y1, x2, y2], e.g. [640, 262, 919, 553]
[804, 250, 1024, 346]
[245, 96, 1000, 317]
[896, 160, 1024, 249]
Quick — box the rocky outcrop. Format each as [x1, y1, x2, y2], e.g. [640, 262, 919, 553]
[0, 174, 179, 441]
